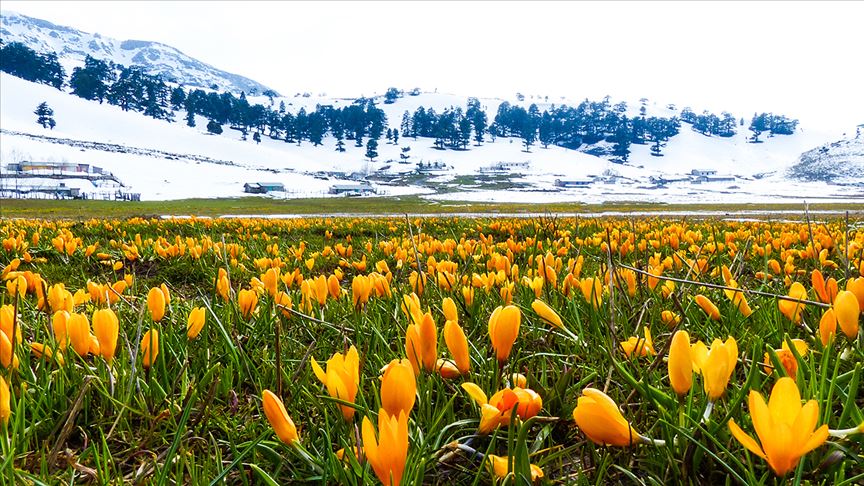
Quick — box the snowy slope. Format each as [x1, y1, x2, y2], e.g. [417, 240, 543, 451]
[0, 10, 275, 95]
[788, 133, 864, 182]
[2, 73, 862, 203]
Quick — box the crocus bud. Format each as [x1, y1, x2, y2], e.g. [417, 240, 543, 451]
[186, 307, 206, 339]
[92, 308, 119, 362]
[262, 389, 299, 445]
[147, 287, 166, 322]
[141, 329, 159, 369]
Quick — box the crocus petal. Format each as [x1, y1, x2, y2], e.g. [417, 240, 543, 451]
[728, 419, 767, 459]
[311, 357, 328, 384]
[461, 382, 488, 406]
[767, 377, 802, 427]
[799, 424, 829, 454]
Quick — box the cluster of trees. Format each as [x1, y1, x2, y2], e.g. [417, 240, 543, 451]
[71, 57, 175, 121]
[0, 41, 64, 89]
[184, 97, 389, 148]
[680, 108, 738, 137]
[399, 98, 487, 150]
[491, 99, 684, 158]
[2, 44, 803, 160]
[748, 113, 799, 142]
[1, 43, 391, 147]
[679, 108, 799, 142]
[398, 97, 681, 159]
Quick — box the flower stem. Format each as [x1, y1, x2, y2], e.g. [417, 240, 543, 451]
[828, 423, 864, 439]
[702, 400, 714, 424]
[640, 435, 667, 446]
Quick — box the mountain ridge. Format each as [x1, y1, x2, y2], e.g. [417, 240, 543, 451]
[0, 10, 277, 95]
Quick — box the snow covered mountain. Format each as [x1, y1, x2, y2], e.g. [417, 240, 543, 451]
[788, 132, 864, 182]
[2, 72, 861, 204]
[0, 10, 276, 95]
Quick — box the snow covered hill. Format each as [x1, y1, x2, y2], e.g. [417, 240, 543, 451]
[788, 132, 864, 182]
[0, 10, 275, 95]
[1, 73, 862, 204]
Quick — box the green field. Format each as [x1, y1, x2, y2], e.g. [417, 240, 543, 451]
[0, 214, 861, 484]
[1, 196, 862, 219]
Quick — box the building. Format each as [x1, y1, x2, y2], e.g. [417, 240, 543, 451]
[692, 175, 736, 184]
[244, 182, 286, 194]
[480, 161, 530, 174]
[6, 161, 104, 174]
[416, 161, 448, 173]
[555, 179, 593, 188]
[690, 169, 718, 177]
[329, 183, 376, 196]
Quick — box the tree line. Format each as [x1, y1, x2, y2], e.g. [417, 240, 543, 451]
[0, 41, 800, 160]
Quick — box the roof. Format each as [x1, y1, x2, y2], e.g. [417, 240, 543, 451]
[245, 182, 284, 188]
[331, 184, 374, 191]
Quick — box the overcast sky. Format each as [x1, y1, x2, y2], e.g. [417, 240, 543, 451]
[3, 1, 862, 130]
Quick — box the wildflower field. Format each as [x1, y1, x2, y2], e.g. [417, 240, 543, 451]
[0, 214, 862, 485]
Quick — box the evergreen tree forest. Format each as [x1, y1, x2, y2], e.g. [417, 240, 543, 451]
[0, 42, 803, 161]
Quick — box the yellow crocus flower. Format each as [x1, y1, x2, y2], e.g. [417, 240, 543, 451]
[728, 377, 828, 476]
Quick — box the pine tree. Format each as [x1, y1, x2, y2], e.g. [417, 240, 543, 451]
[539, 112, 554, 148]
[412, 107, 427, 138]
[307, 110, 326, 146]
[39, 52, 65, 89]
[384, 87, 399, 104]
[69, 55, 115, 103]
[611, 118, 631, 162]
[282, 113, 296, 142]
[170, 87, 187, 110]
[365, 138, 379, 161]
[519, 108, 536, 152]
[400, 111, 413, 139]
[400, 146, 411, 163]
[717, 112, 736, 137]
[206, 119, 223, 134]
[465, 98, 487, 146]
[295, 108, 308, 145]
[749, 113, 768, 143]
[185, 108, 196, 127]
[34, 102, 55, 129]
[393, 129, 399, 145]
[458, 115, 472, 150]
[768, 115, 798, 136]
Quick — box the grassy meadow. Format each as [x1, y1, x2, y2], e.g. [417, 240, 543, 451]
[0, 213, 862, 485]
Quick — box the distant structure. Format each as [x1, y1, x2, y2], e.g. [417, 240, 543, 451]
[555, 179, 593, 188]
[480, 161, 531, 174]
[329, 182, 376, 196]
[416, 161, 448, 173]
[244, 182, 286, 194]
[1, 161, 138, 200]
[690, 169, 718, 177]
[689, 169, 735, 183]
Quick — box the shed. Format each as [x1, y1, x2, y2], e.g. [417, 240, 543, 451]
[555, 179, 593, 188]
[690, 169, 717, 177]
[329, 183, 376, 196]
[244, 182, 285, 194]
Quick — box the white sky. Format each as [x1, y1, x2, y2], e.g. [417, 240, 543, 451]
[2, 1, 863, 130]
